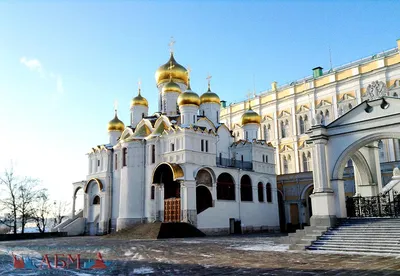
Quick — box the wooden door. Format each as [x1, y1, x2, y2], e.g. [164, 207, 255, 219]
[290, 203, 299, 225]
[164, 198, 181, 222]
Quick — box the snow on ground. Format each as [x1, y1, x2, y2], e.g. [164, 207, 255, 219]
[230, 242, 289, 252]
[131, 267, 154, 274]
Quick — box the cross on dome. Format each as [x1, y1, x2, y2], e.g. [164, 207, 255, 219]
[206, 74, 212, 90]
[169, 36, 176, 54]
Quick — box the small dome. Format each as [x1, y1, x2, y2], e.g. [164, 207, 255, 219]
[241, 108, 261, 125]
[162, 79, 181, 94]
[178, 88, 200, 107]
[155, 53, 188, 86]
[200, 87, 220, 105]
[131, 89, 148, 107]
[108, 111, 125, 132]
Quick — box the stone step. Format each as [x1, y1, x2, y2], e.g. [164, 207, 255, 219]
[313, 241, 400, 247]
[307, 246, 400, 255]
[309, 244, 400, 252]
[318, 237, 400, 242]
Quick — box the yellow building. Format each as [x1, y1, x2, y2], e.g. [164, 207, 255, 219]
[220, 39, 400, 231]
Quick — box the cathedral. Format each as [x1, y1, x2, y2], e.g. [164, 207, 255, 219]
[63, 48, 279, 236]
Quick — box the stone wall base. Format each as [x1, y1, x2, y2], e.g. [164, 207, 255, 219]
[116, 218, 144, 231]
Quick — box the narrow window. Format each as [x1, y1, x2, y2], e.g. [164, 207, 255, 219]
[246, 131, 248, 140]
[205, 140, 209, 152]
[115, 154, 118, 170]
[240, 175, 253, 202]
[142, 113, 145, 118]
[93, 196, 100, 205]
[193, 115, 195, 123]
[265, 155, 268, 163]
[258, 182, 264, 202]
[262, 155, 265, 162]
[151, 186, 155, 200]
[151, 145, 155, 164]
[97, 160, 100, 167]
[201, 139, 204, 152]
[182, 115, 184, 123]
[122, 148, 127, 167]
[171, 143, 175, 152]
[219, 152, 222, 165]
[241, 155, 244, 163]
[266, 183, 272, 203]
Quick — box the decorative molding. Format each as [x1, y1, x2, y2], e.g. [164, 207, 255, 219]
[364, 80, 388, 101]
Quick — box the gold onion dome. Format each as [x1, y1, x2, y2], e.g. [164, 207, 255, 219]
[241, 107, 261, 125]
[108, 110, 125, 132]
[200, 87, 220, 105]
[155, 53, 188, 86]
[177, 85, 200, 106]
[131, 89, 148, 107]
[162, 79, 181, 94]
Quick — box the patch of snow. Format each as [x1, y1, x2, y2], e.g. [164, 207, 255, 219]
[180, 240, 201, 244]
[150, 249, 163, 253]
[132, 252, 145, 260]
[232, 243, 289, 252]
[124, 250, 134, 256]
[199, 254, 213, 258]
[131, 267, 154, 274]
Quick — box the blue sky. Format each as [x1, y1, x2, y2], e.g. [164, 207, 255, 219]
[0, 1, 399, 202]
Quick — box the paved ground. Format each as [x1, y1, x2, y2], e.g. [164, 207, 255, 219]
[0, 234, 400, 275]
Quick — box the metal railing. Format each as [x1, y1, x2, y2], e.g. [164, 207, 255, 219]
[216, 157, 253, 171]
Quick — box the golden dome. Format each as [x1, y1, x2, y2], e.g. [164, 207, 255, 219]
[200, 87, 220, 105]
[177, 89, 200, 106]
[241, 108, 261, 125]
[131, 89, 148, 107]
[108, 110, 125, 132]
[162, 79, 181, 94]
[155, 53, 188, 86]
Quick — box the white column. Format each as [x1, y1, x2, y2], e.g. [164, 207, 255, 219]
[332, 85, 339, 119]
[182, 180, 197, 225]
[312, 138, 331, 192]
[388, 139, 396, 162]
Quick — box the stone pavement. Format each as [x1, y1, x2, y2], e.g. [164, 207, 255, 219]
[0, 234, 399, 275]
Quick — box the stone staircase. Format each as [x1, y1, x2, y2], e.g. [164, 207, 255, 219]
[288, 225, 330, 250]
[307, 218, 400, 255]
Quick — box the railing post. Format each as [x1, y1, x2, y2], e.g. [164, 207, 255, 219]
[377, 195, 381, 217]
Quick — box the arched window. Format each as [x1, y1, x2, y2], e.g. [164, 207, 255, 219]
[299, 116, 305, 134]
[93, 196, 100, 205]
[302, 152, 308, 172]
[285, 120, 290, 136]
[319, 111, 325, 125]
[267, 124, 271, 140]
[394, 92, 398, 97]
[338, 107, 343, 116]
[240, 175, 253, 201]
[378, 140, 386, 161]
[280, 121, 286, 138]
[307, 151, 312, 171]
[304, 115, 309, 131]
[266, 183, 272, 203]
[325, 110, 330, 124]
[288, 155, 292, 173]
[263, 125, 268, 140]
[151, 186, 155, 200]
[217, 173, 235, 200]
[283, 155, 288, 174]
[258, 182, 264, 202]
[122, 148, 127, 167]
[348, 103, 352, 110]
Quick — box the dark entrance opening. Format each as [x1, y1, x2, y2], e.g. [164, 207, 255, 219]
[196, 186, 212, 214]
[277, 190, 286, 232]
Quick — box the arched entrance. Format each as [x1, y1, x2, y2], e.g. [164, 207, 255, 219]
[301, 184, 314, 226]
[195, 169, 214, 214]
[308, 92, 400, 227]
[216, 173, 235, 200]
[152, 162, 184, 222]
[277, 189, 286, 232]
[73, 187, 84, 216]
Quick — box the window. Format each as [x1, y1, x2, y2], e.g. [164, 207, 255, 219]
[258, 182, 264, 202]
[216, 111, 219, 121]
[263, 125, 268, 140]
[201, 140, 204, 152]
[193, 115, 196, 123]
[299, 116, 305, 134]
[97, 160, 100, 167]
[348, 103, 352, 110]
[122, 148, 127, 167]
[394, 92, 398, 97]
[266, 183, 272, 203]
[93, 196, 100, 205]
[241, 155, 244, 163]
[205, 140, 209, 152]
[115, 154, 118, 170]
[262, 155, 265, 162]
[302, 152, 308, 172]
[151, 186, 155, 200]
[217, 173, 235, 200]
[151, 145, 155, 164]
[203, 110, 205, 116]
[265, 155, 268, 163]
[283, 155, 288, 174]
[307, 151, 312, 170]
[320, 111, 325, 125]
[245, 131, 248, 140]
[171, 143, 175, 152]
[325, 110, 330, 124]
[219, 153, 222, 165]
[285, 120, 290, 136]
[142, 113, 145, 118]
[240, 175, 253, 201]
[182, 115, 184, 122]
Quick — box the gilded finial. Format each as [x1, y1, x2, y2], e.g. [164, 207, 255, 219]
[138, 79, 142, 95]
[169, 36, 176, 54]
[206, 73, 212, 91]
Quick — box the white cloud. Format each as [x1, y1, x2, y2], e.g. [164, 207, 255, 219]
[20, 56, 65, 97]
[20, 57, 43, 75]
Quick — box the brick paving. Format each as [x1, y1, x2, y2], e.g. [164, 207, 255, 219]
[0, 234, 399, 275]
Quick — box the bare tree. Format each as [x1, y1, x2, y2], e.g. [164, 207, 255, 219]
[32, 190, 51, 233]
[51, 200, 70, 227]
[0, 167, 20, 234]
[0, 165, 43, 234]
